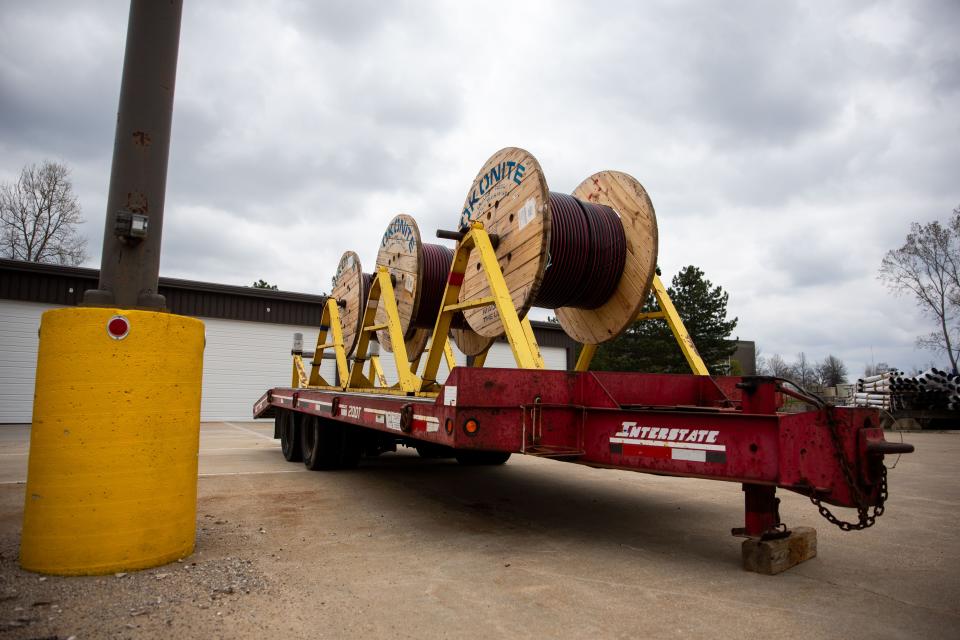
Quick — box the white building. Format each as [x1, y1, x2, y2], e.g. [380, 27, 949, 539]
[0, 259, 577, 423]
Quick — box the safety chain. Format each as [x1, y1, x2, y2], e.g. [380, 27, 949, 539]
[809, 407, 888, 531]
[810, 466, 887, 531]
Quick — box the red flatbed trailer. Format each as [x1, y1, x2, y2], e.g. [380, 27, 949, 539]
[255, 368, 912, 547]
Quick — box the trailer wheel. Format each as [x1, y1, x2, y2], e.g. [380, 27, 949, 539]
[301, 416, 328, 470]
[279, 411, 303, 462]
[415, 443, 455, 459]
[337, 422, 363, 469]
[454, 450, 511, 465]
[302, 416, 362, 471]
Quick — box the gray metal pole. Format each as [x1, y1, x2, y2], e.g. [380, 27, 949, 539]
[83, 0, 183, 310]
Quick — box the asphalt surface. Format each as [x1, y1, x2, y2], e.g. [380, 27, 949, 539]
[0, 422, 957, 639]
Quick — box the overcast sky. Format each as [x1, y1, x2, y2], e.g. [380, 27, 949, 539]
[2, 0, 958, 376]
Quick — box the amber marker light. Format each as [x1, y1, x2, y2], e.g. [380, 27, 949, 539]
[463, 418, 479, 436]
[445, 418, 454, 435]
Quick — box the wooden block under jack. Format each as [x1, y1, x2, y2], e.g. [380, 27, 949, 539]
[742, 527, 817, 575]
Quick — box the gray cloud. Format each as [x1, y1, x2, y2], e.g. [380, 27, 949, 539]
[1, 0, 958, 376]
[0, 4, 122, 160]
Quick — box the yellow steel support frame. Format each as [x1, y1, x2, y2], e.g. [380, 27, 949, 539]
[471, 344, 491, 368]
[349, 267, 421, 393]
[292, 353, 308, 387]
[408, 350, 424, 377]
[520, 316, 545, 367]
[650, 275, 710, 375]
[573, 274, 710, 376]
[574, 344, 597, 372]
[293, 225, 543, 397]
[411, 339, 458, 377]
[292, 298, 351, 389]
[290, 283, 402, 391]
[368, 355, 388, 387]
[443, 341, 457, 371]
[419, 223, 544, 392]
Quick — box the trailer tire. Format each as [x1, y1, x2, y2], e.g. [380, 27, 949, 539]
[454, 450, 511, 465]
[337, 423, 363, 469]
[415, 443, 455, 459]
[279, 411, 303, 462]
[302, 416, 334, 470]
[302, 416, 362, 470]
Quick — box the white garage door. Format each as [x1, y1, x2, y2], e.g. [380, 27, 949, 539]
[0, 300, 473, 423]
[0, 301, 335, 423]
[0, 300, 52, 423]
[0, 301, 567, 423]
[200, 317, 338, 421]
[482, 341, 569, 370]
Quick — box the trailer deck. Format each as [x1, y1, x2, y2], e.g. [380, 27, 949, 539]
[255, 367, 912, 564]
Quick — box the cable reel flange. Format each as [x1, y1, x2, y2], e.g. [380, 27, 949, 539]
[374, 214, 431, 359]
[331, 250, 370, 356]
[458, 147, 551, 338]
[559, 170, 659, 344]
[375, 213, 494, 358]
[457, 147, 658, 345]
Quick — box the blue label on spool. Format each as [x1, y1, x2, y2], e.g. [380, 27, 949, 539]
[460, 161, 526, 228]
[335, 253, 356, 278]
[381, 217, 417, 252]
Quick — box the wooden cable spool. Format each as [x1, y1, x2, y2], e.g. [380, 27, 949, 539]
[561, 171, 659, 343]
[457, 147, 658, 344]
[330, 250, 372, 356]
[375, 214, 494, 357]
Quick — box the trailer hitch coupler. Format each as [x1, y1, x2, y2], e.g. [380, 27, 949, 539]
[866, 440, 915, 456]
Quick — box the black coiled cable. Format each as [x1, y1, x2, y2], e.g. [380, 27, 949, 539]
[415, 244, 454, 327]
[535, 192, 626, 309]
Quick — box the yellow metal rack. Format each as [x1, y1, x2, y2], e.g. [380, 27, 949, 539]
[574, 274, 709, 375]
[293, 222, 708, 397]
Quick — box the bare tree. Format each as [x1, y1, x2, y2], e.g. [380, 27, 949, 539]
[817, 354, 848, 387]
[880, 207, 960, 373]
[766, 353, 793, 378]
[755, 345, 768, 375]
[0, 161, 87, 265]
[792, 352, 816, 388]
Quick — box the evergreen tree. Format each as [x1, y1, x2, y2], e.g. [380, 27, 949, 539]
[591, 265, 738, 374]
[252, 279, 278, 290]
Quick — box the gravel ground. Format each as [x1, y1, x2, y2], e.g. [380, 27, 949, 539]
[0, 424, 958, 640]
[0, 510, 270, 638]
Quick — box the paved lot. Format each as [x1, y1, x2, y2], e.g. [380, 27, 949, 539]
[0, 423, 958, 639]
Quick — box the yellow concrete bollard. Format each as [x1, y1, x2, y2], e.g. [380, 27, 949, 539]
[20, 307, 204, 575]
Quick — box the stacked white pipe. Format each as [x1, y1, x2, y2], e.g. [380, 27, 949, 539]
[848, 369, 960, 411]
[851, 371, 895, 410]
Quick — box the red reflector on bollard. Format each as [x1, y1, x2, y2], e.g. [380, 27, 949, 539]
[107, 315, 130, 340]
